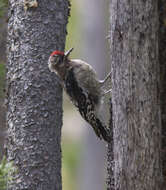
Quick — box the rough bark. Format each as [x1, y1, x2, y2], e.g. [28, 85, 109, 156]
[106, 101, 114, 190]
[109, 0, 162, 189]
[159, 0, 166, 184]
[6, 0, 70, 189]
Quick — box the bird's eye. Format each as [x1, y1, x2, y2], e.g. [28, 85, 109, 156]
[56, 57, 60, 64]
[51, 55, 63, 65]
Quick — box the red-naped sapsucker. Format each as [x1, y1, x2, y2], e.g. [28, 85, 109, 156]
[48, 48, 111, 143]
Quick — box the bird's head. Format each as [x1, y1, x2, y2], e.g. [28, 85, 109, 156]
[48, 48, 73, 74]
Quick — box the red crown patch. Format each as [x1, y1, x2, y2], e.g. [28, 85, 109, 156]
[51, 51, 64, 56]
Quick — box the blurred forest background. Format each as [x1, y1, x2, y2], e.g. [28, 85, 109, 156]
[0, 0, 110, 189]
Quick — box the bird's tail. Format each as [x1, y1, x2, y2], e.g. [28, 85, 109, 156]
[91, 118, 112, 143]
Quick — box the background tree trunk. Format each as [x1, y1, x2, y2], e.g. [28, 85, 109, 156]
[0, 10, 7, 160]
[159, 0, 166, 185]
[108, 0, 162, 189]
[6, 0, 70, 189]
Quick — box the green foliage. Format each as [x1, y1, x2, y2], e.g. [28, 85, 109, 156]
[62, 139, 81, 190]
[66, 0, 81, 57]
[0, 0, 8, 17]
[63, 140, 80, 172]
[0, 156, 16, 190]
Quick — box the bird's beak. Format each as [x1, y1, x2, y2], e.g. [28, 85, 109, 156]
[64, 48, 74, 58]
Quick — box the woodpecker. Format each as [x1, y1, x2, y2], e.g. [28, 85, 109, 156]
[48, 48, 111, 143]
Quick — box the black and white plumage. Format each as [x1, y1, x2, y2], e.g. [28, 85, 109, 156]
[48, 48, 111, 143]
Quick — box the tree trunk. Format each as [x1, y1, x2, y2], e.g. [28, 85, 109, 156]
[108, 0, 162, 189]
[159, 0, 166, 185]
[6, 0, 70, 189]
[106, 101, 114, 190]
